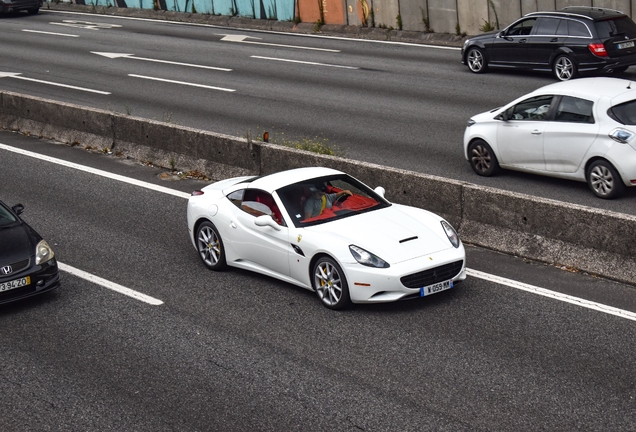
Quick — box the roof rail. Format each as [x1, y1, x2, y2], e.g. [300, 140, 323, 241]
[562, 6, 624, 15]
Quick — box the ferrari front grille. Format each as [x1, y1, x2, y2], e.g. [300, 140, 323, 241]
[400, 260, 464, 289]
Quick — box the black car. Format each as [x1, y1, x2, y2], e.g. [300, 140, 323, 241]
[462, 7, 636, 81]
[0, 200, 59, 305]
[0, 0, 40, 15]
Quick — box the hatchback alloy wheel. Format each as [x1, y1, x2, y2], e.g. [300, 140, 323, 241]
[468, 140, 499, 176]
[587, 160, 625, 199]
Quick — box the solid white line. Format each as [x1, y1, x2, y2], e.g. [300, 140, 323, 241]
[230, 39, 340, 52]
[128, 74, 235, 92]
[41, 10, 460, 50]
[22, 29, 79, 37]
[58, 262, 163, 305]
[467, 268, 636, 322]
[0, 143, 191, 199]
[9, 75, 110, 95]
[251, 56, 358, 69]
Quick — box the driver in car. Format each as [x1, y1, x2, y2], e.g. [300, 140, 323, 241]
[304, 183, 352, 219]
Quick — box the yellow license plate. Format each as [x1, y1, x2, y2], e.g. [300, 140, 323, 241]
[0, 276, 30, 292]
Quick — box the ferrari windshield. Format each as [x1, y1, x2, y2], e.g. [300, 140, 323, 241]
[277, 174, 390, 227]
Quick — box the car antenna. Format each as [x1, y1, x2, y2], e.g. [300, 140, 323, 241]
[629, 82, 633, 89]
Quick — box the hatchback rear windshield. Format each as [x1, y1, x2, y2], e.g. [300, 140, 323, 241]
[608, 100, 636, 125]
[595, 17, 636, 38]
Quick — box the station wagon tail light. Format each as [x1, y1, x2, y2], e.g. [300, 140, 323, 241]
[589, 43, 608, 57]
[609, 128, 635, 143]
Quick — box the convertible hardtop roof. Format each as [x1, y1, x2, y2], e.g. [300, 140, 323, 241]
[248, 167, 344, 193]
[525, 7, 627, 21]
[530, 77, 636, 102]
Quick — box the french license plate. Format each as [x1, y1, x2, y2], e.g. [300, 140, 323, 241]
[0, 276, 30, 292]
[420, 280, 453, 297]
[617, 41, 635, 49]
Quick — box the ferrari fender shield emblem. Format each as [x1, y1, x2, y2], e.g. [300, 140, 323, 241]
[297, 235, 302, 243]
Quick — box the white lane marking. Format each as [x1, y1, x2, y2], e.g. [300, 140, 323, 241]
[4, 142, 634, 321]
[91, 52, 232, 71]
[22, 29, 79, 37]
[220, 34, 340, 52]
[0, 143, 191, 199]
[42, 10, 461, 50]
[0, 72, 110, 95]
[50, 20, 122, 30]
[58, 262, 163, 305]
[251, 55, 358, 69]
[467, 268, 636, 322]
[128, 74, 236, 92]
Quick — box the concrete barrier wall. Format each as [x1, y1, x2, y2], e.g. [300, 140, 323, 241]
[1, 90, 635, 285]
[53, 0, 636, 35]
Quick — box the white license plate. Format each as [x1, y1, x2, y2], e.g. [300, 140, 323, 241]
[420, 280, 453, 297]
[0, 276, 30, 292]
[617, 41, 635, 49]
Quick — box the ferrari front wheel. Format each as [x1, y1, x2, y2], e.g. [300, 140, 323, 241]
[312, 256, 350, 310]
[196, 221, 227, 270]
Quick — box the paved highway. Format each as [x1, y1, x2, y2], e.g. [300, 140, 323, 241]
[1, 132, 636, 430]
[1, 10, 635, 215]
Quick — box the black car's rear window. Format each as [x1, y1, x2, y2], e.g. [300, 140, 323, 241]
[595, 17, 636, 39]
[608, 100, 636, 125]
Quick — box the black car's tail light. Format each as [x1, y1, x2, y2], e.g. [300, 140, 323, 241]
[589, 43, 608, 57]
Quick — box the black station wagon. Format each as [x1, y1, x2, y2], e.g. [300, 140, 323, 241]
[462, 7, 636, 80]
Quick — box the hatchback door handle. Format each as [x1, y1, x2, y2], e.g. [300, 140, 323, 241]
[230, 222, 237, 229]
[531, 130, 542, 135]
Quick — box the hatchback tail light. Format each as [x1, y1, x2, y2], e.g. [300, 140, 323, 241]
[589, 43, 608, 57]
[191, 190, 204, 196]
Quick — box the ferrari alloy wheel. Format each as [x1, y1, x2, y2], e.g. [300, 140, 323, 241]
[196, 221, 227, 270]
[553, 55, 577, 81]
[313, 257, 350, 310]
[587, 160, 625, 199]
[466, 47, 487, 73]
[468, 140, 499, 176]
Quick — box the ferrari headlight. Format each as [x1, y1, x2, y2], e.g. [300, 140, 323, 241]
[349, 245, 390, 268]
[35, 240, 55, 265]
[441, 221, 460, 248]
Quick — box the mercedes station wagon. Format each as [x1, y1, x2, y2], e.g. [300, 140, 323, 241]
[462, 7, 636, 81]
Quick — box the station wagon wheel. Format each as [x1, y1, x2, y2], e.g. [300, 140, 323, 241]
[468, 140, 499, 176]
[586, 160, 625, 199]
[312, 256, 351, 310]
[466, 47, 488, 73]
[196, 221, 227, 270]
[553, 55, 577, 81]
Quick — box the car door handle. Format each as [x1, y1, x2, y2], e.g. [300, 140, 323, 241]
[550, 38, 559, 42]
[519, 38, 527, 43]
[230, 222, 237, 229]
[531, 130, 542, 135]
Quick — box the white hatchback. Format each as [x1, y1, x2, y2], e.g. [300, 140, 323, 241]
[464, 77, 636, 199]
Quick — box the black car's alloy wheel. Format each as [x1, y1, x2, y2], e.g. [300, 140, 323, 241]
[554, 55, 577, 81]
[312, 256, 350, 310]
[196, 221, 227, 270]
[466, 47, 487, 73]
[586, 160, 625, 199]
[468, 140, 499, 176]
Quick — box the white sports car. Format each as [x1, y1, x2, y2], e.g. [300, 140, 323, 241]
[187, 167, 466, 309]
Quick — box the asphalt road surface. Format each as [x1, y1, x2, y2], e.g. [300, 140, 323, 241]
[1, 10, 636, 215]
[1, 132, 636, 431]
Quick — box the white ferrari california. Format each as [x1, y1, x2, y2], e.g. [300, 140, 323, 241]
[187, 167, 466, 309]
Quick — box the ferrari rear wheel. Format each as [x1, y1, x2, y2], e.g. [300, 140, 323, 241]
[196, 221, 227, 270]
[313, 256, 350, 310]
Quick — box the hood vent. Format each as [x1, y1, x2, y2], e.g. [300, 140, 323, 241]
[399, 236, 418, 244]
